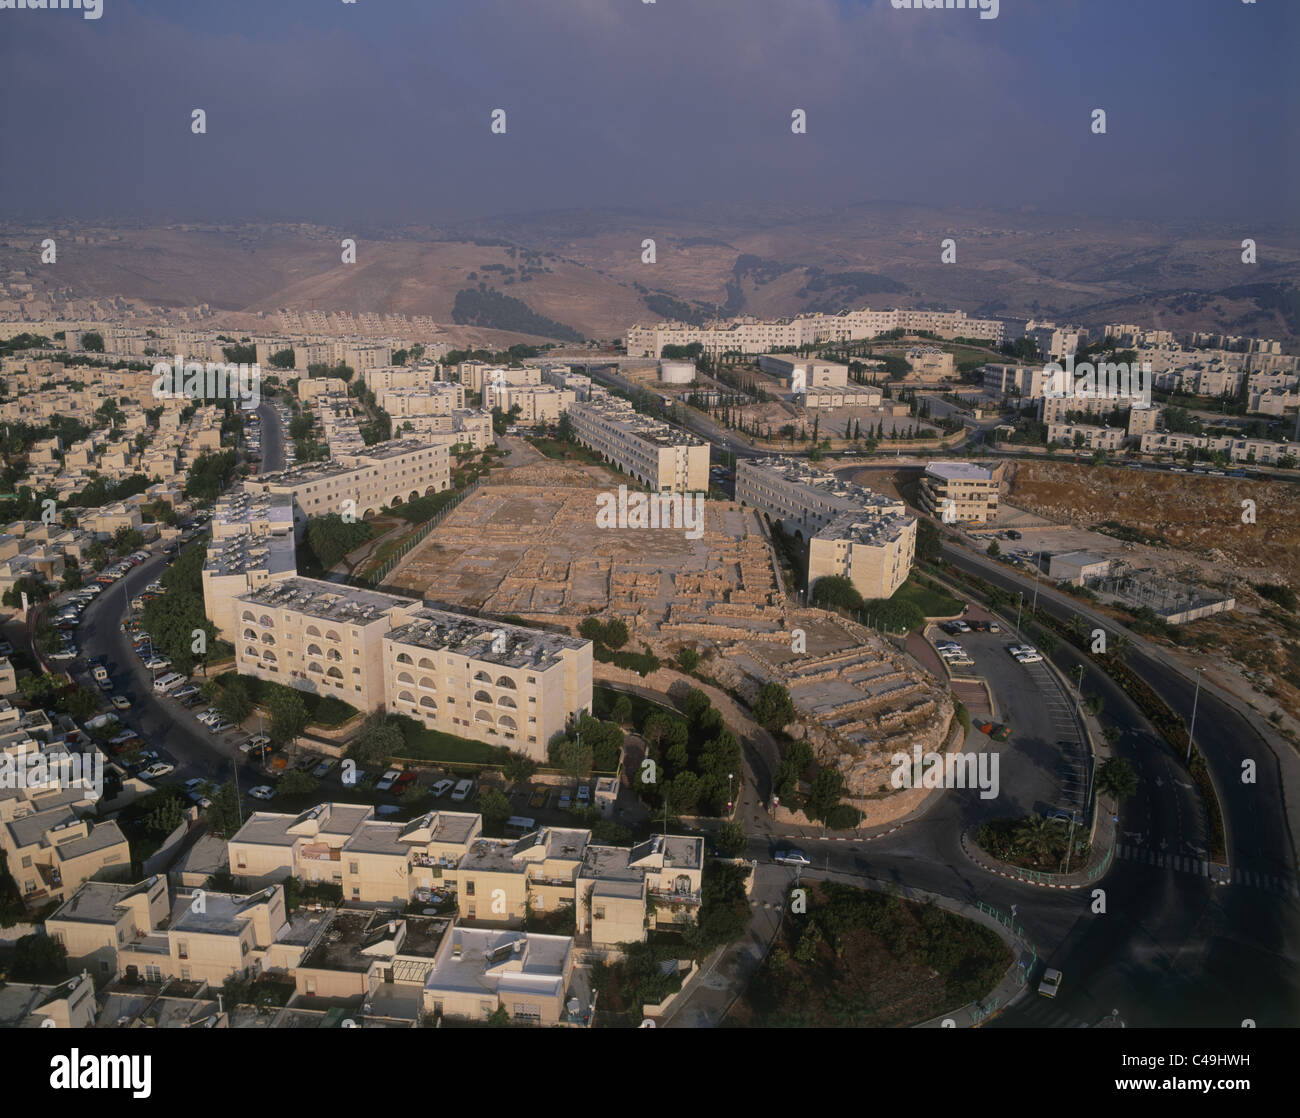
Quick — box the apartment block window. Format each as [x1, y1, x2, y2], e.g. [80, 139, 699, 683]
[21, 855, 31, 868]
[465, 880, 475, 896]
[177, 941, 189, 960]
[180, 967, 191, 982]
[349, 861, 359, 874]
[467, 904, 476, 920]
[594, 906, 605, 920]
[352, 887, 360, 899]
[144, 965, 162, 983]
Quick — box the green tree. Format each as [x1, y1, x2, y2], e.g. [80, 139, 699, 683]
[479, 787, 512, 831]
[502, 753, 537, 784]
[207, 780, 243, 837]
[277, 770, 319, 798]
[63, 685, 102, 722]
[677, 647, 700, 672]
[986, 540, 1000, 557]
[268, 348, 295, 369]
[715, 820, 747, 857]
[806, 766, 845, 824]
[753, 682, 796, 732]
[216, 678, 253, 727]
[810, 575, 863, 612]
[1096, 757, 1139, 801]
[10, 933, 67, 982]
[349, 722, 403, 768]
[609, 694, 634, 725]
[267, 685, 309, 745]
[81, 331, 105, 353]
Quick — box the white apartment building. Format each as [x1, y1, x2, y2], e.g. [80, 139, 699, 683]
[457, 363, 542, 396]
[491, 384, 575, 423]
[245, 438, 450, 530]
[567, 397, 709, 493]
[202, 491, 298, 641]
[379, 384, 466, 418]
[736, 457, 916, 599]
[362, 363, 446, 394]
[1139, 432, 1295, 465]
[384, 609, 593, 762]
[982, 363, 1046, 400]
[917, 462, 998, 524]
[625, 307, 1004, 357]
[1047, 423, 1125, 451]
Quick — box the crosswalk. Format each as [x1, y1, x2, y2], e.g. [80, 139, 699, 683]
[1116, 843, 1298, 896]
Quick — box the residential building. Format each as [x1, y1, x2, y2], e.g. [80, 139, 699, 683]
[567, 397, 709, 493]
[917, 462, 998, 524]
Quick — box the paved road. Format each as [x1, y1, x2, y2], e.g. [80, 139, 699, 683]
[256, 398, 285, 473]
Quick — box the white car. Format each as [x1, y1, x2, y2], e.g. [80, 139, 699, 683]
[1038, 968, 1063, 998]
[111, 695, 131, 711]
[774, 849, 811, 866]
[430, 779, 454, 798]
[1015, 651, 1043, 664]
[376, 770, 400, 791]
[247, 785, 276, 801]
[144, 657, 171, 671]
[49, 647, 78, 661]
[141, 762, 174, 780]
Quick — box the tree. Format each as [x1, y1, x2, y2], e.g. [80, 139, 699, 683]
[682, 687, 713, 725]
[479, 787, 512, 831]
[753, 682, 796, 733]
[216, 678, 253, 727]
[81, 332, 105, 353]
[277, 770, 319, 798]
[207, 780, 243, 837]
[10, 933, 67, 982]
[63, 685, 102, 722]
[347, 721, 402, 768]
[267, 685, 309, 745]
[986, 540, 1001, 557]
[1012, 815, 1056, 862]
[144, 789, 185, 837]
[268, 349, 295, 369]
[806, 766, 845, 823]
[715, 820, 747, 857]
[1097, 754, 1138, 800]
[502, 753, 537, 784]
[609, 694, 634, 725]
[810, 575, 863, 613]
[603, 618, 629, 650]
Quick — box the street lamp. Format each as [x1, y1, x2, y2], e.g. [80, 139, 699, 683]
[727, 772, 734, 815]
[1186, 667, 1203, 763]
[1016, 592, 1024, 636]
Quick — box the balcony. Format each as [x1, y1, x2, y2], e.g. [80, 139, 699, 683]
[649, 890, 701, 908]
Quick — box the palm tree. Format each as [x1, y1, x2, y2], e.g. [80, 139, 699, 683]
[1108, 632, 1133, 666]
[1096, 757, 1139, 801]
[1013, 815, 1056, 863]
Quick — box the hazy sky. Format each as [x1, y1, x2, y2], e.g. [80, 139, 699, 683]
[1, 0, 1295, 227]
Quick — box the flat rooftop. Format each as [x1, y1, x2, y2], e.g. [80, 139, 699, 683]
[49, 878, 158, 925]
[386, 606, 587, 671]
[237, 576, 416, 624]
[925, 461, 994, 482]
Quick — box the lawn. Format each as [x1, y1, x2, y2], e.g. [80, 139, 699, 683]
[526, 437, 608, 469]
[890, 577, 964, 619]
[390, 715, 510, 766]
[214, 672, 359, 728]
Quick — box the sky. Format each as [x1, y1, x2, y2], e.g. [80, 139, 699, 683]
[0, 0, 1295, 228]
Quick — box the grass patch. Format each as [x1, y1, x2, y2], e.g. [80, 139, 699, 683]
[891, 576, 964, 619]
[527, 437, 608, 468]
[214, 672, 359, 728]
[389, 713, 511, 766]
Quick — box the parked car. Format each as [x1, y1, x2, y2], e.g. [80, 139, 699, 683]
[376, 770, 400, 791]
[141, 762, 175, 780]
[1038, 967, 1063, 998]
[393, 772, 417, 793]
[450, 778, 474, 803]
[430, 778, 455, 798]
[143, 657, 171, 671]
[208, 720, 232, 734]
[311, 759, 336, 779]
[248, 785, 276, 801]
[773, 849, 811, 866]
[196, 708, 220, 725]
[172, 685, 199, 700]
[110, 695, 131, 711]
[977, 721, 1012, 741]
[558, 789, 572, 810]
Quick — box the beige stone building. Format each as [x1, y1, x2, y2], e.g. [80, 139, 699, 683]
[455, 828, 591, 926]
[490, 384, 575, 423]
[576, 834, 704, 948]
[424, 927, 575, 1026]
[1047, 423, 1125, 451]
[568, 397, 709, 493]
[737, 456, 916, 599]
[379, 383, 466, 418]
[384, 609, 593, 760]
[917, 462, 998, 524]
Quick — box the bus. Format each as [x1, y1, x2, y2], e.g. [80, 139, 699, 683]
[504, 816, 537, 837]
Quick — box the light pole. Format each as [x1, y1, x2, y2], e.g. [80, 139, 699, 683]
[1031, 551, 1042, 613]
[1015, 592, 1024, 637]
[1186, 667, 1203, 763]
[727, 772, 734, 816]
[1074, 663, 1085, 720]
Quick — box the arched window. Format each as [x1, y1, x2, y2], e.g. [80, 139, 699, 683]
[243, 629, 257, 641]
[497, 696, 517, 709]
[259, 615, 274, 628]
[261, 634, 276, 645]
[419, 696, 437, 709]
[326, 666, 343, 679]
[245, 646, 259, 659]
[262, 650, 277, 662]
[327, 649, 342, 661]
[495, 676, 517, 690]
[418, 656, 436, 670]
[675, 875, 692, 893]
[473, 690, 491, 704]
[473, 670, 491, 683]
[498, 715, 517, 731]
[308, 662, 323, 675]
[241, 611, 255, 623]
[306, 625, 321, 637]
[396, 671, 414, 684]
[397, 690, 414, 703]
[419, 677, 436, 691]
[396, 653, 413, 664]
[474, 710, 494, 724]
[326, 630, 341, 642]
[306, 644, 323, 657]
